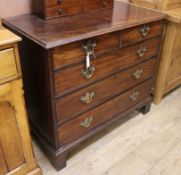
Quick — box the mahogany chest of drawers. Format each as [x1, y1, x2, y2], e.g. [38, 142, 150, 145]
[4, 1, 166, 171]
[33, 0, 114, 19]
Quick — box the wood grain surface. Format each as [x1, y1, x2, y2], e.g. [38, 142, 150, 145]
[58, 80, 152, 146]
[3, 2, 166, 170]
[54, 37, 161, 97]
[4, 1, 166, 48]
[56, 59, 156, 124]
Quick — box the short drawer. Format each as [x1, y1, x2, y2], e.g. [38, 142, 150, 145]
[0, 48, 18, 81]
[52, 32, 120, 70]
[54, 37, 161, 97]
[58, 80, 152, 146]
[45, 0, 113, 18]
[56, 59, 156, 123]
[122, 21, 163, 46]
[45, 0, 113, 7]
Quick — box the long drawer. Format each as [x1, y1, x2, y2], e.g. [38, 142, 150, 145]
[58, 80, 152, 146]
[54, 37, 161, 97]
[56, 59, 155, 123]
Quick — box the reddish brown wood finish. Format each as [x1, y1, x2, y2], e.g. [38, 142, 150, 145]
[122, 21, 164, 46]
[44, 0, 113, 19]
[52, 30, 162, 70]
[56, 59, 156, 123]
[54, 37, 161, 97]
[53, 32, 120, 70]
[3, 1, 166, 171]
[45, 0, 113, 8]
[59, 80, 152, 146]
[4, 2, 166, 49]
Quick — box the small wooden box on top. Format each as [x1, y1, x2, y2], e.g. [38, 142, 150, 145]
[32, 0, 114, 19]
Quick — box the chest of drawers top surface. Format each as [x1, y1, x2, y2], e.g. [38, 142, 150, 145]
[4, 1, 166, 49]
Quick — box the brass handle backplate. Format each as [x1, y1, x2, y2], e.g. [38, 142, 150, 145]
[133, 69, 143, 79]
[80, 117, 93, 128]
[82, 40, 97, 55]
[140, 25, 150, 37]
[137, 47, 147, 58]
[130, 91, 139, 101]
[81, 92, 95, 104]
[81, 66, 95, 79]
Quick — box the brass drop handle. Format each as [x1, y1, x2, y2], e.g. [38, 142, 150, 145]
[140, 25, 150, 37]
[81, 66, 95, 79]
[130, 91, 139, 101]
[133, 69, 143, 79]
[81, 92, 95, 104]
[80, 117, 93, 128]
[137, 47, 147, 58]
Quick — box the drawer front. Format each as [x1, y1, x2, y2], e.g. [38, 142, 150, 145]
[0, 48, 18, 81]
[58, 80, 152, 146]
[56, 59, 156, 123]
[54, 37, 161, 97]
[53, 32, 120, 70]
[45, 0, 113, 7]
[45, 0, 66, 7]
[45, 0, 113, 18]
[122, 21, 163, 46]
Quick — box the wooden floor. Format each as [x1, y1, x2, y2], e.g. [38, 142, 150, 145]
[33, 86, 181, 175]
